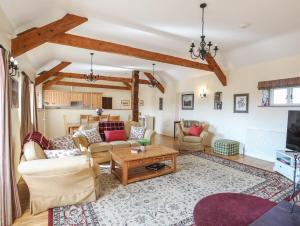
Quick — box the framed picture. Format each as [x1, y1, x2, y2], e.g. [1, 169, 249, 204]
[11, 77, 19, 108]
[234, 94, 249, 113]
[182, 93, 194, 110]
[159, 97, 163, 110]
[139, 99, 144, 106]
[121, 100, 130, 107]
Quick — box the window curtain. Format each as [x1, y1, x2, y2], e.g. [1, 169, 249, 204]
[20, 74, 32, 146]
[32, 84, 38, 131]
[0, 48, 21, 225]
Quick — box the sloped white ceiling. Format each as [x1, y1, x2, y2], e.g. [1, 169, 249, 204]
[1, 0, 300, 80]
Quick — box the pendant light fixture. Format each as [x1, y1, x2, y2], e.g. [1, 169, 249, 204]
[85, 53, 98, 82]
[189, 3, 219, 61]
[149, 63, 159, 88]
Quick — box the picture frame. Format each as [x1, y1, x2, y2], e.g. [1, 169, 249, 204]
[121, 100, 130, 107]
[234, 93, 249, 113]
[182, 93, 194, 110]
[11, 77, 19, 108]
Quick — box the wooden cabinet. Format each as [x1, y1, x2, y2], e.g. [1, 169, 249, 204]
[43, 90, 102, 108]
[44, 90, 70, 106]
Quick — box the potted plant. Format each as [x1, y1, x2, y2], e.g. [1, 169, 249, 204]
[95, 108, 103, 116]
[137, 139, 150, 151]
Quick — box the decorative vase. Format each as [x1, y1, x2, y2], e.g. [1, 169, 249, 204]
[140, 146, 146, 151]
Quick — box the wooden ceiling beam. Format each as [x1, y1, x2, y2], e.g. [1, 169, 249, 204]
[123, 82, 132, 89]
[50, 81, 130, 90]
[51, 72, 151, 84]
[144, 72, 165, 93]
[49, 33, 213, 72]
[35, 61, 71, 86]
[205, 53, 227, 86]
[11, 14, 88, 57]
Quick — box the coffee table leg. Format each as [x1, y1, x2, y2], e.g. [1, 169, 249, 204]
[122, 163, 128, 186]
[172, 155, 177, 172]
[111, 158, 115, 173]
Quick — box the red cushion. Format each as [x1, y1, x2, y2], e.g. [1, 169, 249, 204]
[99, 121, 124, 141]
[104, 130, 126, 142]
[188, 124, 204, 136]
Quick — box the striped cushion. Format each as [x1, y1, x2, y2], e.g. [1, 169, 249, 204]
[99, 121, 124, 141]
[214, 139, 239, 156]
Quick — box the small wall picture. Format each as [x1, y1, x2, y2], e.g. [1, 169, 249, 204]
[11, 77, 19, 108]
[182, 93, 194, 110]
[159, 97, 163, 110]
[234, 93, 249, 113]
[139, 99, 144, 106]
[121, 100, 130, 107]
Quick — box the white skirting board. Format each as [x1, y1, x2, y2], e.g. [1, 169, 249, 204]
[245, 128, 286, 162]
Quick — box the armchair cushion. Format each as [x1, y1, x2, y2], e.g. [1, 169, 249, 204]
[188, 124, 204, 136]
[23, 141, 46, 161]
[183, 136, 202, 143]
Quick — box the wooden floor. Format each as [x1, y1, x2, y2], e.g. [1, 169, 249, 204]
[13, 134, 273, 225]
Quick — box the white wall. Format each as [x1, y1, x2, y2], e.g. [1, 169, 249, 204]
[177, 54, 300, 162]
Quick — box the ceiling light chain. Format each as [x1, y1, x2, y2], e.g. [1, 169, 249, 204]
[149, 63, 159, 88]
[189, 3, 219, 61]
[85, 52, 98, 82]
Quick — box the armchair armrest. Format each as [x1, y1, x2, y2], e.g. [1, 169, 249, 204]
[176, 123, 185, 141]
[200, 131, 209, 140]
[18, 155, 92, 176]
[144, 129, 155, 144]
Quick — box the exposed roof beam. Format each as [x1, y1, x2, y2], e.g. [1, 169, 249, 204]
[43, 72, 68, 90]
[49, 33, 213, 72]
[11, 14, 88, 57]
[123, 82, 132, 89]
[204, 53, 227, 86]
[35, 61, 71, 86]
[50, 81, 130, 90]
[54, 72, 151, 84]
[144, 72, 165, 93]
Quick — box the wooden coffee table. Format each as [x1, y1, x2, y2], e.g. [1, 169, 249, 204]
[110, 145, 178, 185]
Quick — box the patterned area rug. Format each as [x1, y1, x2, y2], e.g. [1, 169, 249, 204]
[49, 152, 293, 226]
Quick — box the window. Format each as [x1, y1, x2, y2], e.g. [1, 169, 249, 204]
[271, 87, 300, 106]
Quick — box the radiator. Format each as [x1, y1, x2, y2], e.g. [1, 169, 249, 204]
[245, 128, 286, 162]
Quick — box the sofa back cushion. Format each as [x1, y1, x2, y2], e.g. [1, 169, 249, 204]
[130, 126, 145, 139]
[44, 149, 82, 159]
[124, 121, 140, 139]
[104, 130, 126, 142]
[81, 128, 102, 144]
[23, 141, 46, 161]
[99, 121, 124, 141]
[49, 135, 77, 150]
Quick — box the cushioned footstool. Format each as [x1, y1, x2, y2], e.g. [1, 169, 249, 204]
[214, 139, 239, 156]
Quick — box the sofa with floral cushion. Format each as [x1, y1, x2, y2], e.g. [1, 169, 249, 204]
[176, 120, 208, 152]
[75, 121, 155, 164]
[18, 137, 100, 215]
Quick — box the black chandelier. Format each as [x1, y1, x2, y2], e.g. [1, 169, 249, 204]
[149, 63, 159, 88]
[9, 56, 19, 76]
[85, 53, 98, 82]
[189, 3, 219, 61]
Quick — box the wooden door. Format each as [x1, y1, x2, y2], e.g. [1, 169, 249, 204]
[91, 93, 102, 109]
[102, 97, 112, 109]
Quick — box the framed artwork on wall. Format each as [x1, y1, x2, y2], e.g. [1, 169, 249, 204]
[234, 93, 249, 113]
[121, 100, 130, 107]
[159, 97, 163, 110]
[182, 93, 194, 110]
[11, 77, 19, 108]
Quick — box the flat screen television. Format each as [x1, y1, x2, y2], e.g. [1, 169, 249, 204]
[286, 110, 300, 152]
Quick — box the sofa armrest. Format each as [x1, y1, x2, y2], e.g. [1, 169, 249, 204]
[144, 129, 155, 144]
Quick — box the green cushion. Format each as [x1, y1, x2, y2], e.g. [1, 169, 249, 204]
[214, 139, 239, 156]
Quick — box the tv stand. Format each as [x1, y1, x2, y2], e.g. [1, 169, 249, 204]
[274, 150, 300, 181]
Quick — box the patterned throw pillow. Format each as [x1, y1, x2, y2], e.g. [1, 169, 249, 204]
[130, 126, 145, 140]
[44, 149, 81, 159]
[49, 135, 77, 150]
[81, 128, 102, 144]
